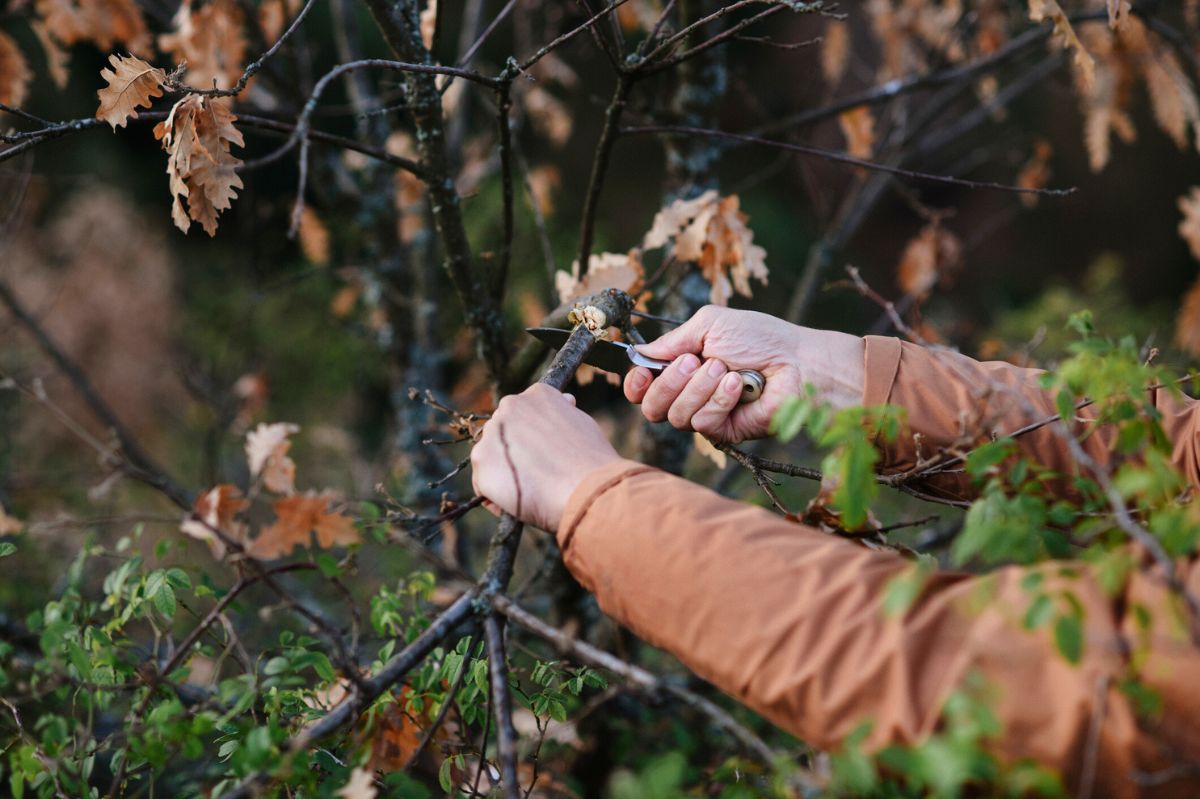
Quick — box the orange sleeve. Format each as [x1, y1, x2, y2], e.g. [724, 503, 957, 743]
[558, 460, 1200, 797]
[862, 336, 1200, 499]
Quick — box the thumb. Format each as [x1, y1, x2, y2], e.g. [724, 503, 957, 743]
[635, 315, 707, 360]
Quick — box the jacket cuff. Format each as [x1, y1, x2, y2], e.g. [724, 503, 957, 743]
[557, 459, 655, 553]
[863, 335, 903, 407]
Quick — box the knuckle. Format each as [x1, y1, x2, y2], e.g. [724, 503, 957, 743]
[643, 404, 665, 423]
[666, 405, 691, 430]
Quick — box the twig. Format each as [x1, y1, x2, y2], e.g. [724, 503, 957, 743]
[169, 0, 318, 97]
[402, 635, 476, 771]
[623, 125, 1077, 197]
[519, 0, 635, 72]
[576, 75, 634, 276]
[0, 280, 192, 508]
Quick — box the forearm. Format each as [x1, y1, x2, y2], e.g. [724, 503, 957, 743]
[556, 462, 1200, 795]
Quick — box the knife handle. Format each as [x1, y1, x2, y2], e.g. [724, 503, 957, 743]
[736, 370, 765, 404]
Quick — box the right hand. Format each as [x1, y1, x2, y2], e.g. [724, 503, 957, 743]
[623, 306, 864, 444]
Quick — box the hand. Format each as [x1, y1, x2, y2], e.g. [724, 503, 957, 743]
[623, 305, 864, 444]
[471, 384, 625, 531]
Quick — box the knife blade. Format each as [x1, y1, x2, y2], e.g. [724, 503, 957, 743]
[526, 327, 765, 404]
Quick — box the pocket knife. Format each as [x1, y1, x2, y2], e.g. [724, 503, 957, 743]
[526, 327, 765, 404]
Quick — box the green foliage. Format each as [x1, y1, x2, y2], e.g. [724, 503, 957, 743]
[773, 388, 904, 529]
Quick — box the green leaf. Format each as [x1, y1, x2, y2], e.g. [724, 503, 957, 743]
[1053, 614, 1083, 664]
[1023, 594, 1053, 630]
[310, 653, 336, 683]
[964, 439, 1013, 479]
[438, 756, 454, 793]
[153, 583, 177, 619]
[165, 568, 191, 589]
[0, 543, 15, 558]
[769, 395, 810, 442]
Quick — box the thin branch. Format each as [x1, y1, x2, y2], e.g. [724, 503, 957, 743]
[518, 0, 635, 72]
[576, 75, 634, 276]
[485, 614, 521, 799]
[0, 279, 192, 508]
[170, 0, 318, 98]
[403, 635, 475, 771]
[622, 125, 1077, 197]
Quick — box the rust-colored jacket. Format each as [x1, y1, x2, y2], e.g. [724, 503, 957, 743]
[558, 337, 1200, 797]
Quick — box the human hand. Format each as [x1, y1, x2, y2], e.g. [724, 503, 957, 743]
[470, 384, 625, 531]
[623, 305, 864, 444]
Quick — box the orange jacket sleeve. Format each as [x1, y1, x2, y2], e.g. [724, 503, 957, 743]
[862, 336, 1200, 501]
[558, 461, 1200, 797]
[556, 337, 1200, 796]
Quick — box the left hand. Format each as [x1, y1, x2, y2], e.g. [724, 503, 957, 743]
[471, 384, 625, 532]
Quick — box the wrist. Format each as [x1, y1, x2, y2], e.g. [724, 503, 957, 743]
[547, 451, 626, 531]
[794, 328, 866, 410]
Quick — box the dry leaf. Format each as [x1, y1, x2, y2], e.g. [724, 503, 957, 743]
[0, 505, 23, 535]
[1175, 276, 1200, 357]
[249, 492, 358, 559]
[32, 21, 70, 90]
[1028, 0, 1095, 90]
[555, 250, 645, 305]
[41, 0, 152, 52]
[527, 164, 560, 216]
[821, 20, 850, 84]
[838, 105, 876, 160]
[693, 432, 727, 469]
[1140, 44, 1200, 153]
[524, 86, 572, 147]
[1180, 187, 1200, 262]
[154, 94, 244, 235]
[245, 422, 299, 494]
[419, 0, 437, 50]
[298, 206, 331, 265]
[0, 31, 31, 109]
[642, 191, 769, 305]
[896, 223, 963, 299]
[642, 190, 717, 250]
[1106, 0, 1130, 30]
[158, 0, 248, 90]
[180, 484, 248, 559]
[336, 767, 377, 799]
[1016, 139, 1053, 209]
[95, 53, 164, 129]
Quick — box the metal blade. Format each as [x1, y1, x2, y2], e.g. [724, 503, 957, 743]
[526, 327, 647, 374]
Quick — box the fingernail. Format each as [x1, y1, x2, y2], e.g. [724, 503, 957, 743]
[706, 359, 725, 378]
[724, 373, 742, 394]
[679, 355, 700, 376]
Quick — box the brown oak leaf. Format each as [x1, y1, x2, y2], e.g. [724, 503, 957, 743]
[96, 53, 165, 129]
[31, 21, 70, 90]
[298, 206, 331, 265]
[158, 0, 248, 90]
[1180, 188, 1200, 263]
[154, 94, 244, 235]
[1175, 276, 1200, 357]
[1016, 139, 1054, 209]
[245, 422, 299, 494]
[180, 484, 248, 559]
[0, 504, 23, 535]
[1029, 0, 1095, 90]
[249, 492, 358, 559]
[643, 191, 768, 306]
[838, 105, 876, 160]
[555, 250, 644, 305]
[896, 222, 963, 299]
[0, 31, 32, 109]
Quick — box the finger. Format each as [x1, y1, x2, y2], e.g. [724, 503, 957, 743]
[691, 371, 744, 442]
[482, 498, 501, 517]
[633, 307, 711, 360]
[623, 367, 654, 404]
[563, 393, 577, 406]
[666, 358, 727, 430]
[641, 354, 701, 423]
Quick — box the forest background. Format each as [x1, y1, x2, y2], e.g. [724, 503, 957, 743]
[2, 0, 1200, 796]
